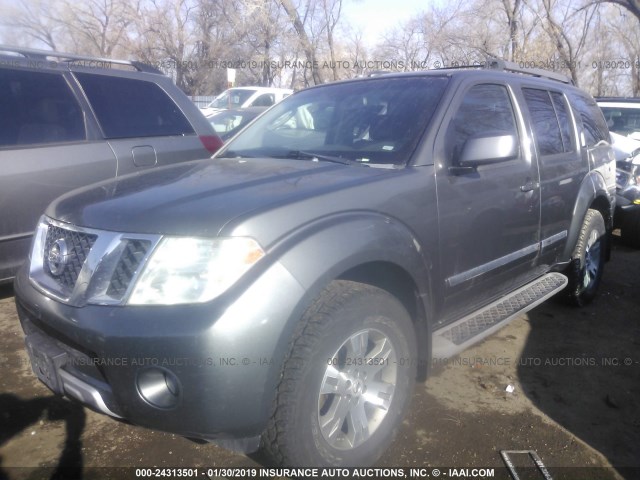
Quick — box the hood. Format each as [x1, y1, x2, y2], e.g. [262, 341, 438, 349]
[47, 157, 391, 237]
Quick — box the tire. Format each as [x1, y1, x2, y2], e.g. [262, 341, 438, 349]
[620, 210, 640, 249]
[566, 209, 606, 306]
[261, 280, 417, 467]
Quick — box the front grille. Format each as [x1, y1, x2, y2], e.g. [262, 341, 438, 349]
[31, 217, 160, 306]
[107, 240, 151, 297]
[44, 225, 97, 290]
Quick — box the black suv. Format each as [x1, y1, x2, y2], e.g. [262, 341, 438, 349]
[15, 61, 615, 467]
[0, 45, 222, 283]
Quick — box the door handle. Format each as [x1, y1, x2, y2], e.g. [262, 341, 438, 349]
[520, 180, 540, 192]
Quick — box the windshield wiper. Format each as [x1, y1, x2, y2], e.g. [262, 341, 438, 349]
[216, 150, 253, 159]
[283, 150, 362, 166]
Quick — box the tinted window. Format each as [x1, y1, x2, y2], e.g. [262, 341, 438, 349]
[568, 92, 609, 146]
[523, 88, 565, 156]
[75, 73, 194, 138]
[550, 92, 574, 152]
[0, 69, 85, 147]
[448, 84, 518, 162]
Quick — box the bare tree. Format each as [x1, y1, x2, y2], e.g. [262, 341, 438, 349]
[279, 0, 325, 84]
[58, 0, 136, 56]
[1, 0, 63, 50]
[501, 0, 523, 60]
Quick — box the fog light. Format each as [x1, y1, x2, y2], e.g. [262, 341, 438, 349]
[136, 367, 181, 409]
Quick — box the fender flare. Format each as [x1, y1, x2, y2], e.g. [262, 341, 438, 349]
[562, 171, 614, 260]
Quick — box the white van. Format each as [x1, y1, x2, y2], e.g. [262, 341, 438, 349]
[200, 87, 293, 116]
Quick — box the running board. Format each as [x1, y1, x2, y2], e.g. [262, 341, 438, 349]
[432, 272, 568, 359]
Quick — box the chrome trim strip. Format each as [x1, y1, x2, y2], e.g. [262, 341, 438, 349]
[541, 230, 567, 250]
[446, 243, 539, 287]
[59, 369, 122, 418]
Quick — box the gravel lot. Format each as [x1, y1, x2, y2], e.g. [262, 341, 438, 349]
[1, 235, 638, 480]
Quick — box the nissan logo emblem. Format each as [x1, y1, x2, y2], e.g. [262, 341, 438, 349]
[47, 238, 69, 276]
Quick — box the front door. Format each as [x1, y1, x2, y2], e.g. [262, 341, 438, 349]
[434, 82, 542, 323]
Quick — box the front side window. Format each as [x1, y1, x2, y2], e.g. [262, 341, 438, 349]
[75, 73, 194, 139]
[0, 69, 85, 147]
[447, 84, 519, 163]
[219, 76, 449, 167]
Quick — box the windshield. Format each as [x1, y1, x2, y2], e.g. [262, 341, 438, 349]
[207, 89, 257, 109]
[601, 106, 640, 139]
[217, 76, 449, 166]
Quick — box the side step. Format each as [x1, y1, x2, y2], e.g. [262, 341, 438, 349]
[432, 272, 568, 359]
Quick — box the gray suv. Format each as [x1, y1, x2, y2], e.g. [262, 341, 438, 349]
[14, 61, 615, 467]
[0, 45, 222, 283]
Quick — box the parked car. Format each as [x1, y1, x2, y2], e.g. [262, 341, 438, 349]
[15, 61, 615, 467]
[200, 86, 292, 117]
[0, 45, 223, 284]
[207, 107, 267, 141]
[598, 97, 640, 140]
[597, 98, 640, 247]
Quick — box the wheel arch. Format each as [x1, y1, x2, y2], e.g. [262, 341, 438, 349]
[563, 171, 614, 260]
[338, 261, 431, 380]
[270, 214, 436, 389]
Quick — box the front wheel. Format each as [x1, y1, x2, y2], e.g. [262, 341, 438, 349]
[566, 209, 606, 306]
[261, 280, 417, 467]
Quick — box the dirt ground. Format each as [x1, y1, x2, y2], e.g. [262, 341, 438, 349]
[0, 235, 638, 480]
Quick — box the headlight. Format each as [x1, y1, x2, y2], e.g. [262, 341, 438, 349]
[128, 237, 265, 305]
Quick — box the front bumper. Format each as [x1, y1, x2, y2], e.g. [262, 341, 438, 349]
[14, 258, 306, 445]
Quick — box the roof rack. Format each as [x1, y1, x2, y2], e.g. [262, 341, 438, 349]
[0, 44, 163, 75]
[432, 57, 572, 84]
[485, 58, 572, 84]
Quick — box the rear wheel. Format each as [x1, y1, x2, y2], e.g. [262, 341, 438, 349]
[261, 280, 416, 467]
[566, 209, 606, 306]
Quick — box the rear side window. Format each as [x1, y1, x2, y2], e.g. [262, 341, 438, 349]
[0, 68, 85, 147]
[523, 88, 572, 156]
[75, 73, 194, 139]
[550, 92, 574, 152]
[567, 91, 609, 147]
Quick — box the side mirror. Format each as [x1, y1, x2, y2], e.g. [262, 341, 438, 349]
[459, 133, 518, 166]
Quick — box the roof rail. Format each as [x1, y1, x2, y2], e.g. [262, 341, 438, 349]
[485, 58, 572, 84]
[0, 44, 163, 75]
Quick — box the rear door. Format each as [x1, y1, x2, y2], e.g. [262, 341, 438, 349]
[74, 72, 211, 176]
[519, 87, 586, 265]
[0, 67, 116, 280]
[434, 82, 542, 323]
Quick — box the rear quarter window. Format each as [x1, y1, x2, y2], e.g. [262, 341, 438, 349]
[75, 73, 194, 139]
[567, 91, 609, 147]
